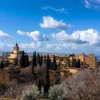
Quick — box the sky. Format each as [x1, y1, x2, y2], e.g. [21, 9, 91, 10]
[0, 0, 100, 55]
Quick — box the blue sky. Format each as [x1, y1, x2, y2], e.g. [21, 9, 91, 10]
[0, 0, 100, 55]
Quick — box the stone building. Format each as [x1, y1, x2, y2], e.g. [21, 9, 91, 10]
[70, 53, 97, 69]
[8, 43, 27, 63]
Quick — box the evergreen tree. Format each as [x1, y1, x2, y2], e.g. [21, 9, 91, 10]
[43, 55, 47, 65]
[53, 55, 57, 70]
[43, 54, 50, 94]
[34, 51, 37, 66]
[20, 51, 25, 67]
[76, 59, 80, 68]
[59, 62, 60, 67]
[72, 58, 76, 67]
[37, 53, 41, 66]
[0, 61, 4, 70]
[2, 53, 4, 61]
[25, 54, 29, 67]
[14, 58, 18, 66]
[32, 51, 37, 74]
[40, 55, 43, 66]
[47, 54, 51, 70]
[38, 80, 41, 92]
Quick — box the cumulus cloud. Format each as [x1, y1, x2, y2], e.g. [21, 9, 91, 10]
[39, 16, 71, 30]
[85, 0, 91, 8]
[20, 41, 42, 49]
[42, 6, 68, 15]
[45, 43, 78, 50]
[0, 30, 15, 50]
[0, 30, 12, 39]
[0, 30, 13, 51]
[17, 30, 49, 41]
[84, 0, 100, 9]
[52, 29, 100, 45]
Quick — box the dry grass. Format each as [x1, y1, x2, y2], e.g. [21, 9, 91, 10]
[0, 69, 9, 84]
[0, 98, 14, 100]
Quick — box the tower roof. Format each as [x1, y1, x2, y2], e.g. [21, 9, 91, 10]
[15, 42, 18, 47]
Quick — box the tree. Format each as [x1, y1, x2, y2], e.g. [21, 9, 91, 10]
[20, 51, 25, 67]
[76, 59, 80, 68]
[72, 58, 76, 67]
[37, 53, 41, 66]
[25, 54, 29, 67]
[32, 51, 37, 74]
[38, 80, 41, 92]
[4, 60, 10, 67]
[46, 54, 51, 70]
[8, 64, 21, 80]
[40, 55, 43, 66]
[44, 54, 51, 95]
[52, 55, 57, 70]
[0, 61, 4, 70]
[14, 58, 18, 66]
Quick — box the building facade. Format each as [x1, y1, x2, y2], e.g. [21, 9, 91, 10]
[8, 43, 23, 63]
[70, 53, 97, 69]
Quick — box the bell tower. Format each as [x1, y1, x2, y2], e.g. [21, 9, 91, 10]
[13, 42, 19, 53]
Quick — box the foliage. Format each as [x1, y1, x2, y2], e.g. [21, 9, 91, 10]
[25, 55, 29, 67]
[13, 58, 18, 66]
[20, 51, 29, 68]
[32, 51, 37, 74]
[8, 64, 21, 80]
[0, 61, 4, 70]
[21, 84, 39, 100]
[49, 84, 69, 100]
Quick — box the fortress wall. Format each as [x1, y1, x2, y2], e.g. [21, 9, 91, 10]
[85, 56, 96, 68]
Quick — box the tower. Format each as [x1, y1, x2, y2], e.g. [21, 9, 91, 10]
[13, 42, 19, 53]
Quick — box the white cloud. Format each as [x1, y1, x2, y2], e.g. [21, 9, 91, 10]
[39, 16, 71, 30]
[52, 29, 100, 45]
[20, 41, 42, 49]
[17, 30, 49, 41]
[72, 29, 100, 45]
[95, 0, 100, 3]
[85, 0, 100, 9]
[0, 30, 12, 39]
[45, 43, 78, 50]
[42, 6, 68, 15]
[16, 29, 100, 54]
[17, 30, 26, 35]
[85, 0, 91, 8]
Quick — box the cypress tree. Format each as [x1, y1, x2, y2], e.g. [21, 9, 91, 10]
[32, 51, 37, 74]
[76, 59, 80, 68]
[0, 61, 4, 70]
[40, 55, 43, 66]
[47, 54, 51, 70]
[43, 55, 47, 65]
[34, 51, 37, 66]
[37, 53, 41, 66]
[32, 52, 34, 74]
[59, 62, 60, 67]
[38, 80, 41, 92]
[25, 54, 29, 67]
[20, 51, 25, 67]
[72, 58, 76, 67]
[53, 55, 57, 70]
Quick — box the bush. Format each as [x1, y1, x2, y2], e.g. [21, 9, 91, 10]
[8, 64, 21, 80]
[49, 84, 69, 100]
[21, 84, 39, 100]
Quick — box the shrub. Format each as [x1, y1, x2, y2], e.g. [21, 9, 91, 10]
[49, 84, 69, 100]
[8, 64, 21, 80]
[21, 84, 39, 100]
